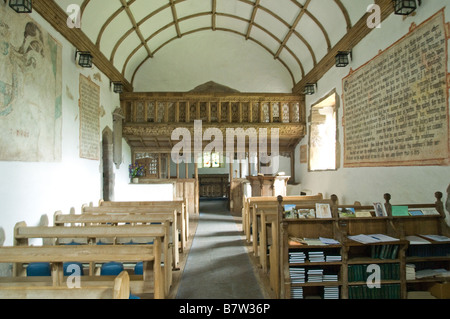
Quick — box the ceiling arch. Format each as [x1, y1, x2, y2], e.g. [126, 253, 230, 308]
[51, 0, 379, 92]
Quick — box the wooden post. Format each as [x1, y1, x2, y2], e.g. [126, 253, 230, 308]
[290, 150, 295, 183]
[194, 160, 199, 214]
[167, 153, 171, 179]
[176, 155, 180, 179]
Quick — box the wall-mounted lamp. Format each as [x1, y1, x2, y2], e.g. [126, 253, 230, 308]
[304, 83, 317, 95]
[111, 82, 123, 94]
[335, 51, 352, 67]
[75, 51, 93, 68]
[393, 0, 421, 16]
[9, 0, 32, 13]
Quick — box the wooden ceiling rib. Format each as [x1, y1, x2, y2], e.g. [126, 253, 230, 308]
[89, 0, 350, 89]
[292, 0, 395, 94]
[39, 0, 396, 93]
[118, 0, 153, 63]
[32, 0, 133, 92]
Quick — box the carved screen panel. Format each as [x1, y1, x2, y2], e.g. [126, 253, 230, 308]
[221, 102, 229, 122]
[147, 102, 155, 122]
[136, 101, 145, 123]
[282, 103, 290, 123]
[179, 102, 186, 122]
[242, 102, 249, 122]
[189, 102, 197, 122]
[200, 102, 208, 121]
[210, 102, 218, 122]
[252, 103, 260, 122]
[168, 102, 175, 122]
[157, 102, 165, 123]
[262, 102, 270, 123]
[232, 102, 239, 122]
[291, 103, 300, 123]
[272, 102, 280, 123]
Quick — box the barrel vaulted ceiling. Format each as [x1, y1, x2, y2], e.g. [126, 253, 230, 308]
[35, 0, 396, 93]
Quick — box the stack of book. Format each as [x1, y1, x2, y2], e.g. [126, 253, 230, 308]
[291, 287, 303, 299]
[323, 273, 339, 282]
[325, 255, 342, 262]
[289, 251, 306, 263]
[289, 267, 306, 283]
[307, 269, 323, 283]
[308, 251, 325, 262]
[324, 286, 339, 299]
[406, 264, 416, 280]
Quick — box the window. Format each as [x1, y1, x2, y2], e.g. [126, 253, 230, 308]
[200, 152, 223, 168]
[309, 91, 338, 171]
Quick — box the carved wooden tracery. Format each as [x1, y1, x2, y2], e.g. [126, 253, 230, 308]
[121, 91, 306, 154]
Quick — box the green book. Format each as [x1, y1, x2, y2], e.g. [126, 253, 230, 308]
[390, 245, 399, 259]
[392, 205, 409, 216]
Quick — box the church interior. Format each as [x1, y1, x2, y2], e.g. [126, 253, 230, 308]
[0, 0, 449, 302]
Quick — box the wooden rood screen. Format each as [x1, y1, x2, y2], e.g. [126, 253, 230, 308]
[120, 92, 307, 155]
[121, 92, 304, 125]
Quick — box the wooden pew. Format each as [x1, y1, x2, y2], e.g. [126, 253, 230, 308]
[243, 194, 323, 244]
[54, 210, 180, 270]
[249, 195, 325, 262]
[258, 196, 333, 297]
[0, 244, 164, 298]
[13, 223, 170, 298]
[98, 200, 188, 250]
[0, 271, 130, 299]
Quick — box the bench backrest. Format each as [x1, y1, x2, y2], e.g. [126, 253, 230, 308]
[0, 244, 158, 263]
[14, 222, 169, 246]
[54, 210, 175, 226]
[0, 271, 130, 299]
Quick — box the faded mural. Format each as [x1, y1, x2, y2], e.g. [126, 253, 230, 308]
[0, 3, 62, 162]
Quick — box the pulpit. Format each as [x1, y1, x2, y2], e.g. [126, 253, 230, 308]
[246, 175, 290, 197]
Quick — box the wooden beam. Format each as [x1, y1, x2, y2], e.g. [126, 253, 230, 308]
[33, 0, 133, 92]
[169, 0, 182, 38]
[274, 0, 311, 59]
[212, 0, 217, 31]
[119, 0, 153, 61]
[246, 0, 260, 40]
[292, 0, 395, 94]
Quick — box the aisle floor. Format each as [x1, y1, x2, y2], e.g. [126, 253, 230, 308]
[175, 199, 266, 299]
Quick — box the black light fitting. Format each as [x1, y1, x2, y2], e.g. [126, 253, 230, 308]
[75, 51, 93, 68]
[335, 51, 352, 67]
[9, 0, 32, 13]
[304, 83, 316, 95]
[393, 0, 421, 16]
[112, 82, 123, 94]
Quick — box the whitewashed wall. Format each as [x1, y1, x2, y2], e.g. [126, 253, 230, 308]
[296, 2, 450, 224]
[0, 10, 172, 250]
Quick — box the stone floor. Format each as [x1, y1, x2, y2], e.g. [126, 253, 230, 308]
[170, 199, 271, 299]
